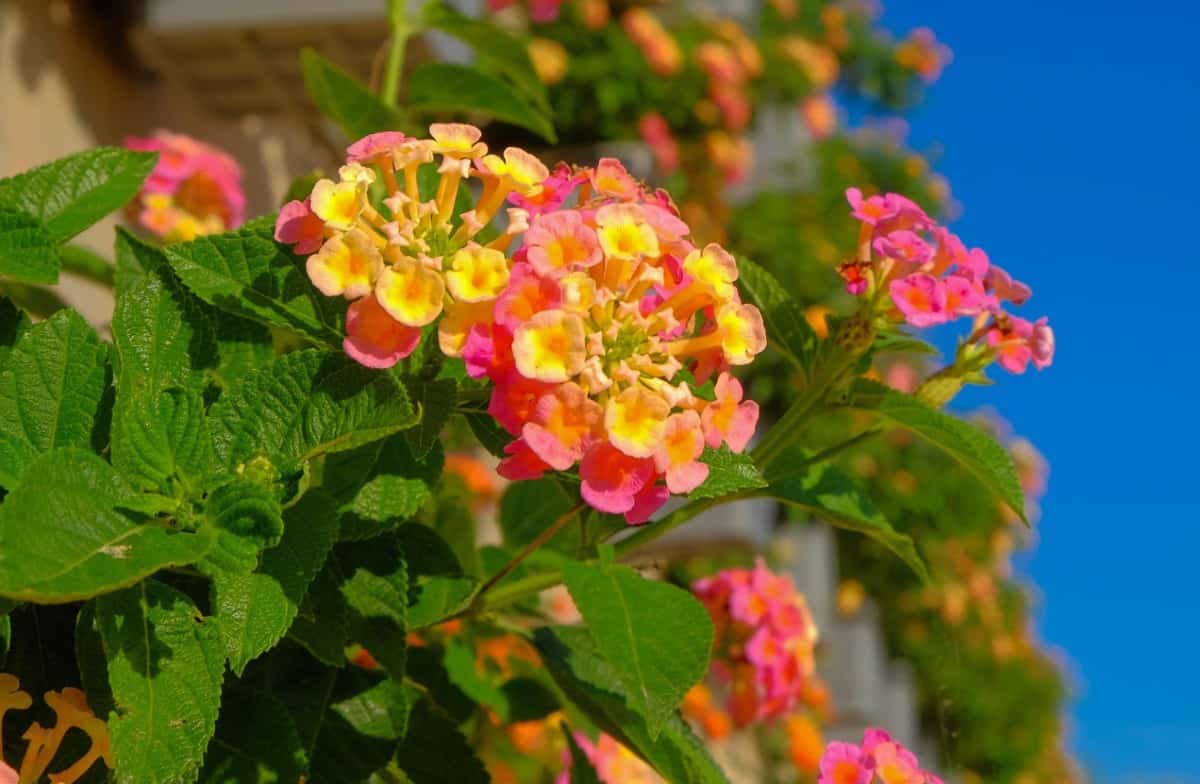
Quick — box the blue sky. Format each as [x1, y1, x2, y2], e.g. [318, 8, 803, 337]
[876, 2, 1200, 780]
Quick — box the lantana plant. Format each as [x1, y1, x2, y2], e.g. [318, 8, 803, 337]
[0, 5, 1058, 782]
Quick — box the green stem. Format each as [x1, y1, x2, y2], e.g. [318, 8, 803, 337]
[381, 0, 410, 107]
[58, 245, 115, 287]
[802, 427, 882, 468]
[474, 503, 583, 603]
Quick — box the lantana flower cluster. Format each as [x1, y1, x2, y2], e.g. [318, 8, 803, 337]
[281, 127, 766, 523]
[124, 131, 245, 242]
[482, 158, 766, 523]
[819, 728, 943, 784]
[276, 124, 549, 368]
[560, 732, 664, 784]
[0, 674, 112, 784]
[842, 187, 1054, 374]
[692, 559, 818, 725]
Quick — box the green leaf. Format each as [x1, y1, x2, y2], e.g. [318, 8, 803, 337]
[201, 690, 309, 783]
[535, 626, 730, 783]
[849, 378, 1027, 523]
[0, 208, 59, 284]
[0, 147, 156, 242]
[328, 436, 442, 541]
[564, 726, 604, 784]
[212, 315, 274, 388]
[872, 329, 939, 356]
[209, 349, 417, 475]
[736, 257, 817, 373]
[421, 2, 550, 111]
[112, 388, 215, 493]
[462, 408, 510, 457]
[393, 524, 476, 630]
[74, 602, 115, 717]
[498, 476, 579, 554]
[202, 478, 285, 575]
[406, 645, 476, 723]
[96, 579, 225, 784]
[0, 309, 108, 487]
[404, 378, 456, 459]
[164, 221, 344, 346]
[330, 670, 411, 741]
[765, 455, 929, 582]
[0, 449, 213, 602]
[395, 700, 489, 784]
[213, 490, 338, 674]
[690, 446, 768, 501]
[561, 562, 713, 737]
[331, 536, 408, 679]
[443, 638, 510, 719]
[300, 49, 408, 140]
[287, 565, 350, 666]
[406, 63, 557, 143]
[111, 230, 216, 394]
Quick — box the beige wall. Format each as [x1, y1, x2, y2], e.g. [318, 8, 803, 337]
[0, 0, 338, 327]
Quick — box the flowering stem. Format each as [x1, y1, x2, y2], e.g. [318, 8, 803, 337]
[381, 0, 410, 108]
[473, 503, 585, 605]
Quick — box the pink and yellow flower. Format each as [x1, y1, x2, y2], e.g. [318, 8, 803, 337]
[817, 728, 944, 784]
[125, 130, 245, 241]
[692, 560, 818, 726]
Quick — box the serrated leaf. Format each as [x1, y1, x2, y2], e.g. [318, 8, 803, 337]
[462, 408, 510, 457]
[212, 315, 274, 388]
[0, 208, 59, 284]
[407, 63, 557, 143]
[421, 2, 550, 112]
[690, 446, 768, 501]
[0, 309, 108, 487]
[850, 378, 1027, 523]
[330, 536, 408, 679]
[498, 476, 579, 553]
[392, 523, 476, 630]
[209, 349, 417, 475]
[395, 700, 489, 784]
[0, 147, 156, 242]
[200, 690, 309, 783]
[112, 388, 215, 493]
[300, 49, 408, 141]
[96, 579, 224, 784]
[331, 670, 411, 741]
[765, 454, 928, 582]
[164, 221, 344, 345]
[0, 449, 213, 602]
[403, 378, 455, 459]
[873, 329, 939, 356]
[535, 626, 730, 784]
[561, 562, 713, 737]
[288, 565, 350, 666]
[213, 490, 339, 674]
[111, 230, 216, 394]
[736, 257, 817, 373]
[329, 436, 442, 541]
[202, 478, 285, 575]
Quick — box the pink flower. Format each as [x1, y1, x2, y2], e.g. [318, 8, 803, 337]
[845, 187, 898, 226]
[944, 275, 986, 318]
[522, 383, 602, 470]
[625, 482, 669, 525]
[817, 742, 872, 784]
[928, 227, 968, 276]
[497, 437, 551, 480]
[701, 373, 759, 452]
[275, 199, 325, 255]
[985, 265, 1032, 305]
[495, 262, 563, 332]
[343, 294, 422, 369]
[524, 210, 603, 278]
[986, 315, 1035, 373]
[889, 273, 947, 327]
[1030, 317, 1054, 369]
[873, 230, 933, 267]
[510, 163, 584, 218]
[489, 370, 554, 435]
[346, 131, 410, 163]
[579, 441, 655, 515]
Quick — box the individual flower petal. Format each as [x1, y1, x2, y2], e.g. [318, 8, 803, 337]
[579, 441, 655, 514]
[605, 385, 670, 458]
[889, 273, 948, 328]
[306, 229, 382, 299]
[275, 199, 325, 255]
[310, 178, 363, 230]
[445, 244, 510, 303]
[701, 372, 759, 452]
[376, 259, 446, 327]
[523, 382, 602, 470]
[512, 309, 588, 383]
[715, 303, 767, 365]
[343, 294, 422, 368]
[525, 210, 603, 277]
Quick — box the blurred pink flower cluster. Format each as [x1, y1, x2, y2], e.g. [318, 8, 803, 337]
[124, 130, 245, 242]
[558, 733, 664, 784]
[692, 559, 818, 725]
[819, 728, 943, 784]
[843, 187, 1054, 374]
